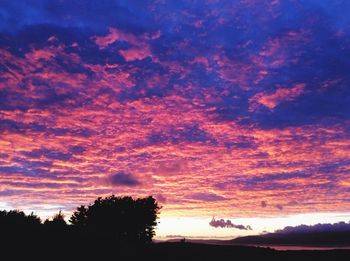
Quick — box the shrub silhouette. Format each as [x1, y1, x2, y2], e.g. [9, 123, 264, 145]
[70, 195, 160, 243]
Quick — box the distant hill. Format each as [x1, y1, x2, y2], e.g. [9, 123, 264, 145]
[162, 230, 350, 247]
[231, 231, 350, 246]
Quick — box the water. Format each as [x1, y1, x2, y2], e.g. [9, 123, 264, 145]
[256, 245, 350, 251]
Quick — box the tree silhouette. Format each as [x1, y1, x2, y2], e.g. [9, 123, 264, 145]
[0, 210, 41, 244]
[70, 195, 160, 243]
[0, 194, 161, 260]
[44, 211, 67, 229]
[69, 205, 88, 229]
[43, 210, 68, 242]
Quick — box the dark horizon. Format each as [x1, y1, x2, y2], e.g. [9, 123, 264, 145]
[0, 0, 349, 242]
[2, 194, 350, 249]
[1, 197, 350, 260]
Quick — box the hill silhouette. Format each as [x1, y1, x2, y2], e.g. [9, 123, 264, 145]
[231, 231, 350, 246]
[231, 222, 350, 246]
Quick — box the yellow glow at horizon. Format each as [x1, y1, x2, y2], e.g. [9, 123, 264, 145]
[9, 204, 350, 238]
[155, 212, 350, 239]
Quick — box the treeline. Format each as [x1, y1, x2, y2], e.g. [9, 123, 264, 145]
[0, 195, 160, 259]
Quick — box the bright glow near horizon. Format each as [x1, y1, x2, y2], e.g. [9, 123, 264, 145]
[156, 212, 350, 240]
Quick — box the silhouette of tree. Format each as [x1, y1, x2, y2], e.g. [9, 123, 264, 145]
[0, 210, 41, 229]
[0, 210, 41, 244]
[43, 210, 68, 242]
[69, 205, 88, 228]
[0, 194, 161, 259]
[44, 211, 67, 228]
[70, 195, 160, 243]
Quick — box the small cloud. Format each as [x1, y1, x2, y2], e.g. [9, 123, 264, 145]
[249, 83, 305, 111]
[109, 171, 140, 187]
[155, 194, 167, 203]
[261, 201, 267, 208]
[92, 27, 152, 61]
[209, 218, 252, 230]
[191, 192, 227, 202]
[93, 27, 120, 49]
[68, 145, 85, 154]
[287, 200, 298, 206]
[157, 160, 187, 175]
[275, 204, 283, 211]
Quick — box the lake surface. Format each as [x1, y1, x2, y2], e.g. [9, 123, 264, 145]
[256, 245, 350, 251]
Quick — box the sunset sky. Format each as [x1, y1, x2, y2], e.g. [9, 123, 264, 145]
[0, 0, 349, 239]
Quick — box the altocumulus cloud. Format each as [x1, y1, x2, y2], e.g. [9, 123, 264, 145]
[109, 171, 140, 187]
[0, 0, 350, 219]
[209, 218, 252, 230]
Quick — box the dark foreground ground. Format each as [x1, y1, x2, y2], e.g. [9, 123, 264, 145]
[2, 241, 350, 261]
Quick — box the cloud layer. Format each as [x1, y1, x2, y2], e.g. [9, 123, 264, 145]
[0, 0, 349, 219]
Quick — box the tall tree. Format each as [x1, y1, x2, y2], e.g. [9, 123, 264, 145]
[70, 195, 160, 243]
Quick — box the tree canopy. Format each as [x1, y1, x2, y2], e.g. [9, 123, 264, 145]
[70, 195, 160, 243]
[0, 195, 160, 247]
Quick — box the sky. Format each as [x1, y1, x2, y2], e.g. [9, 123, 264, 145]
[0, 0, 349, 239]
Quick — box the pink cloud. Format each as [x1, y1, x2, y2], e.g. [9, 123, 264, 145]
[190, 56, 211, 71]
[93, 27, 152, 61]
[249, 83, 305, 111]
[1, 26, 349, 221]
[25, 49, 56, 61]
[93, 28, 121, 48]
[119, 46, 151, 62]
